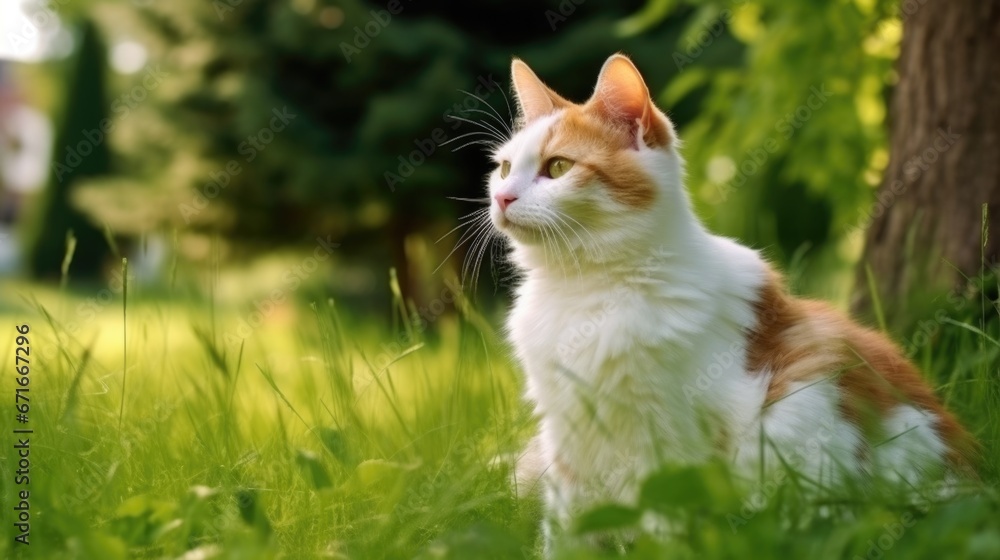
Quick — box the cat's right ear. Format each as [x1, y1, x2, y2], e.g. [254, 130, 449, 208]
[511, 59, 570, 125]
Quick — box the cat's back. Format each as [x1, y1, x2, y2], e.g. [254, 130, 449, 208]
[734, 270, 976, 483]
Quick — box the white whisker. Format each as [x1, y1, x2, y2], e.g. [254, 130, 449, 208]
[434, 212, 490, 276]
[435, 208, 489, 245]
[454, 98, 513, 138]
[461, 217, 495, 290]
[447, 196, 491, 204]
[444, 114, 507, 143]
[440, 130, 501, 147]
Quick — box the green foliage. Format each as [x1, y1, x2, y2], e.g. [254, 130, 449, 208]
[0, 254, 998, 558]
[22, 18, 112, 280]
[23, 0, 919, 304]
[72, 1, 724, 277]
[656, 0, 900, 282]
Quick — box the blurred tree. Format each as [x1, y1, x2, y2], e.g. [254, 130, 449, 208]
[851, 0, 1000, 323]
[78, 0, 720, 304]
[23, 18, 112, 280]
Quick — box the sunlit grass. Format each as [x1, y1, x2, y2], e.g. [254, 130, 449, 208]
[0, 255, 998, 559]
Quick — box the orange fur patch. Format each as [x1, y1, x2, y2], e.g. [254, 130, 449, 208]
[747, 269, 977, 472]
[540, 106, 664, 208]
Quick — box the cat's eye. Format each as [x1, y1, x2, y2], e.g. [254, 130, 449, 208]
[545, 157, 574, 179]
[499, 161, 511, 179]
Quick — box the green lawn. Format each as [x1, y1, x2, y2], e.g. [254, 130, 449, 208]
[0, 262, 998, 559]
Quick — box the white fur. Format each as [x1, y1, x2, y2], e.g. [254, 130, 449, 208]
[487, 109, 948, 536]
[731, 379, 866, 488]
[873, 405, 949, 484]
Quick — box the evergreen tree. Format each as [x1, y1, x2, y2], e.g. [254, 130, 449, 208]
[24, 18, 112, 280]
[76, 0, 716, 301]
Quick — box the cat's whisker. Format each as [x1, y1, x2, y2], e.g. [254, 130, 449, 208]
[523, 212, 550, 270]
[460, 217, 495, 290]
[532, 215, 553, 270]
[445, 114, 507, 143]
[549, 221, 580, 283]
[496, 83, 516, 130]
[537, 215, 560, 274]
[450, 139, 501, 153]
[475, 230, 501, 294]
[454, 206, 491, 224]
[535, 219, 559, 279]
[462, 107, 512, 140]
[540, 209, 583, 280]
[551, 209, 604, 265]
[433, 213, 491, 276]
[457, 89, 514, 136]
[454, 97, 513, 138]
[447, 196, 491, 203]
[435, 208, 490, 245]
[543, 209, 581, 254]
[487, 233, 507, 294]
[439, 130, 501, 148]
[469, 228, 497, 295]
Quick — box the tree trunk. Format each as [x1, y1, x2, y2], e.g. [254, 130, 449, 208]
[851, 0, 1000, 323]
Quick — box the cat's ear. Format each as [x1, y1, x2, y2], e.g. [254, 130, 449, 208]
[589, 54, 671, 148]
[511, 59, 570, 125]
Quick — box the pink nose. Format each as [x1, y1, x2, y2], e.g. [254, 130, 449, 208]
[495, 193, 518, 212]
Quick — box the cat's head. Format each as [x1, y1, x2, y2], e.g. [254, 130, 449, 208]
[488, 54, 690, 268]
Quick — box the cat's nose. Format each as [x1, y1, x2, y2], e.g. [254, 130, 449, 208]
[494, 193, 518, 212]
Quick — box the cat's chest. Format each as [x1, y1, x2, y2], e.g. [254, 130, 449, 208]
[508, 282, 644, 372]
[506, 276, 756, 410]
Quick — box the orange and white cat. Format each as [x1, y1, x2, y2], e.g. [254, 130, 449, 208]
[484, 54, 974, 542]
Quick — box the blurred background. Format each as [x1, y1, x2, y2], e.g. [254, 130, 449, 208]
[0, 0, 996, 331]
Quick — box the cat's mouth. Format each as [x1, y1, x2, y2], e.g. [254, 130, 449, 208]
[494, 213, 539, 241]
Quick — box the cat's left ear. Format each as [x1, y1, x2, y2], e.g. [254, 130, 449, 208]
[589, 54, 672, 148]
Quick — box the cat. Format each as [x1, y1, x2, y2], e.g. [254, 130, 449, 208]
[480, 53, 976, 547]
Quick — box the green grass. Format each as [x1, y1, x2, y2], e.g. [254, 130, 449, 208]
[0, 260, 998, 560]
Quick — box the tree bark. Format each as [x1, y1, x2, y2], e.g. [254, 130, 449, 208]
[852, 0, 1000, 322]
